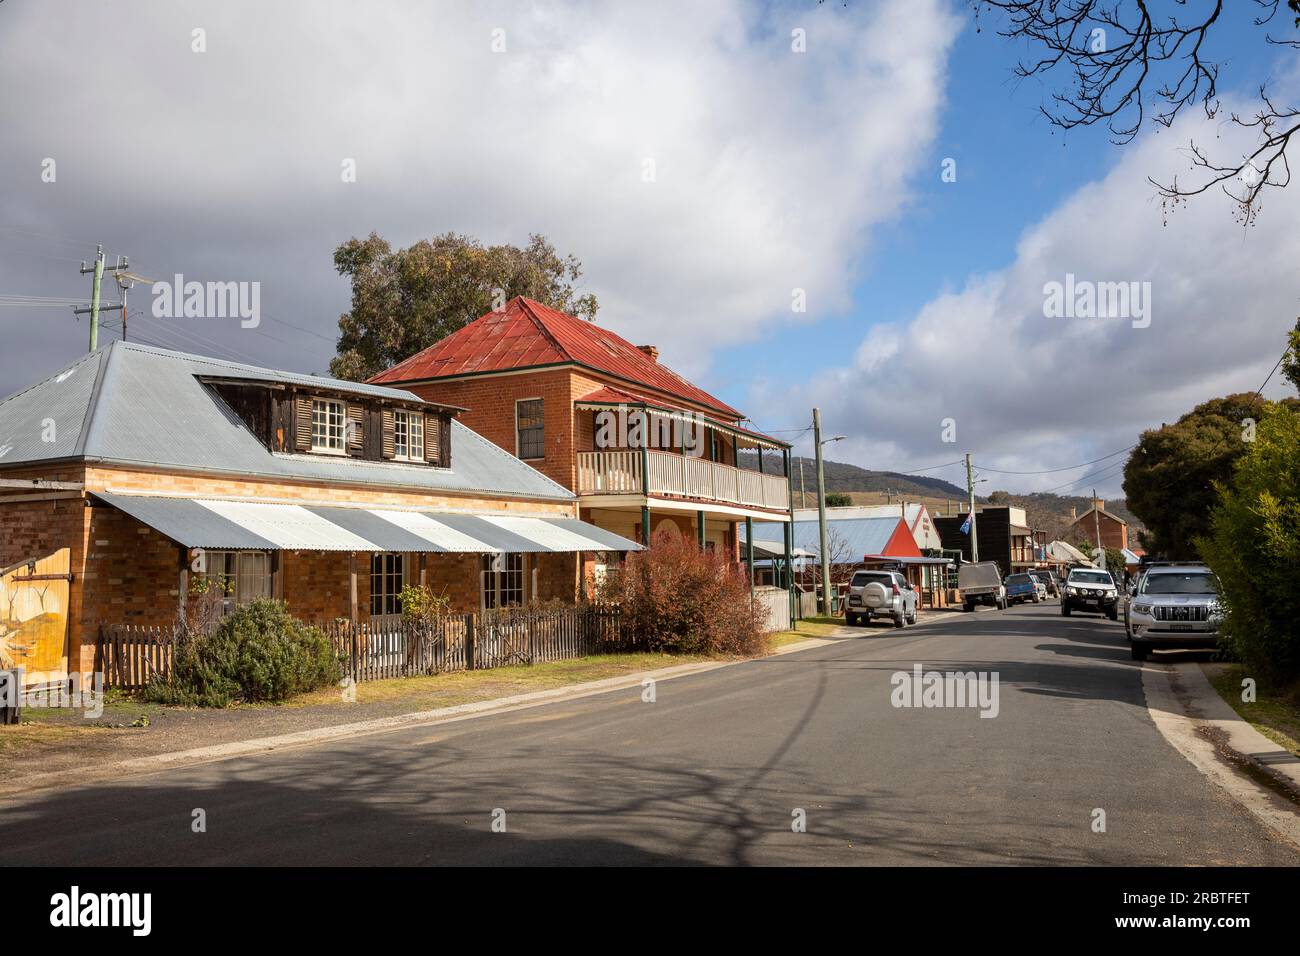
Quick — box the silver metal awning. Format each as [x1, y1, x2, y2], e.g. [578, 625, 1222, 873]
[93, 493, 642, 554]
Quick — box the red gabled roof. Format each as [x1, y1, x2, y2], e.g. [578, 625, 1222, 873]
[866, 521, 923, 559]
[369, 297, 743, 419]
[575, 384, 787, 447]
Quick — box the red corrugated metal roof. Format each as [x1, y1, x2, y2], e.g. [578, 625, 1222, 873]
[575, 384, 787, 447]
[370, 297, 743, 418]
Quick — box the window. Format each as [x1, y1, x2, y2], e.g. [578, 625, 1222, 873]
[370, 553, 405, 616]
[393, 410, 424, 461]
[196, 551, 272, 615]
[311, 398, 345, 452]
[516, 399, 544, 459]
[481, 553, 524, 609]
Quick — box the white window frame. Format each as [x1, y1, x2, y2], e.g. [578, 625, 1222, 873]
[515, 397, 545, 461]
[393, 410, 424, 462]
[197, 550, 273, 616]
[370, 553, 406, 617]
[481, 553, 525, 609]
[311, 398, 346, 454]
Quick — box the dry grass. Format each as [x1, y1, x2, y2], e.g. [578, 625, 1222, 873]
[285, 652, 710, 709]
[1207, 663, 1300, 758]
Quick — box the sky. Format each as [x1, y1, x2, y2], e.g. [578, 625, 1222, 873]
[1, 0, 1297, 498]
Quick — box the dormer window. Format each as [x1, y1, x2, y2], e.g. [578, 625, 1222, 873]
[311, 398, 346, 453]
[393, 410, 424, 461]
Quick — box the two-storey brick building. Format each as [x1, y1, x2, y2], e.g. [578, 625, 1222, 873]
[0, 342, 638, 682]
[370, 297, 794, 574]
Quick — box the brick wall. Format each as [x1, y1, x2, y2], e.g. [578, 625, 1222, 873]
[404, 368, 604, 492]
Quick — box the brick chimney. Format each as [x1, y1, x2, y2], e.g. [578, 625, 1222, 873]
[1069, 506, 1077, 520]
[638, 345, 659, 362]
[1092, 497, 1105, 513]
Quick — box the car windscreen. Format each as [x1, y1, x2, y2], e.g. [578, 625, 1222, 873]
[1068, 571, 1113, 585]
[850, 573, 892, 587]
[1006, 575, 1030, 584]
[1142, 572, 1218, 595]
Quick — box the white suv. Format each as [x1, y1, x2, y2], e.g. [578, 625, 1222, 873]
[1127, 564, 1222, 661]
[845, 570, 918, 629]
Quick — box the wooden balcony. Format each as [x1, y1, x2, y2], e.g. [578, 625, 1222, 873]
[577, 449, 790, 511]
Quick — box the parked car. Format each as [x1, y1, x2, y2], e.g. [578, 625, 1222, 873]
[1027, 568, 1058, 597]
[1126, 564, 1222, 661]
[958, 561, 1007, 612]
[1122, 561, 1201, 634]
[1061, 567, 1119, 619]
[845, 569, 918, 628]
[1004, 573, 1042, 605]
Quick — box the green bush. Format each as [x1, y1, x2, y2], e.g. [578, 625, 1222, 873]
[146, 599, 341, 707]
[1199, 407, 1300, 682]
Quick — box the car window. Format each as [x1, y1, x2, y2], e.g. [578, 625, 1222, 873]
[850, 572, 892, 587]
[1006, 574, 1030, 584]
[1068, 571, 1114, 585]
[1141, 572, 1218, 595]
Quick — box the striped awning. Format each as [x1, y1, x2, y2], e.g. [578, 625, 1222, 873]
[93, 493, 642, 554]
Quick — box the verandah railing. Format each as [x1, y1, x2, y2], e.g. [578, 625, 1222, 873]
[95, 604, 625, 691]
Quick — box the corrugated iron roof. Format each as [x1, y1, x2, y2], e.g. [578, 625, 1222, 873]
[94, 493, 641, 553]
[370, 297, 744, 418]
[743, 515, 915, 560]
[0, 341, 574, 502]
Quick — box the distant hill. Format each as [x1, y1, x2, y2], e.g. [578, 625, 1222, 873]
[746, 453, 967, 500]
[743, 452, 1144, 542]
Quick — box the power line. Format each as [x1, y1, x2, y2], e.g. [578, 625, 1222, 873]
[973, 445, 1136, 476]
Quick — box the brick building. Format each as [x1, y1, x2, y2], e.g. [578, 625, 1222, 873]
[0, 342, 638, 683]
[370, 297, 794, 573]
[1066, 498, 1129, 552]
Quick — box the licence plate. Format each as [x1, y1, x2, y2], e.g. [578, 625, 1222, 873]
[1170, 624, 1193, 632]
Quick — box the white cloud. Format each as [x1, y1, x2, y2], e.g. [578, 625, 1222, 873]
[0, 0, 961, 390]
[765, 99, 1300, 497]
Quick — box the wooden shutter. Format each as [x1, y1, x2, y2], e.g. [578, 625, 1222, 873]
[424, 412, 441, 465]
[294, 395, 312, 452]
[346, 404, 364, 455]
[381, 408, 395, 459]
[440, 413, 452, 468]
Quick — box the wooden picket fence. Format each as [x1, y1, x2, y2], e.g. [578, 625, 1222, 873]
[97, 603, 625, 691]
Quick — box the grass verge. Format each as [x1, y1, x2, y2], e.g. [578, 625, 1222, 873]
[1206, 663, 1300, 758]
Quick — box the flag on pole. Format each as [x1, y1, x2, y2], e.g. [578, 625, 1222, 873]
[960, 511, 973, 535]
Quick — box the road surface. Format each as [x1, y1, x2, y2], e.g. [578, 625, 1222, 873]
[5, 603, 1298, 865]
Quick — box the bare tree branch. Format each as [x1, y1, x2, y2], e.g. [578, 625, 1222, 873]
[974, 1, 1300, 221]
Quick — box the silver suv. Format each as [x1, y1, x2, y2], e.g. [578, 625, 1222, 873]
[1126, 564, 1222, 661]
[845, 570, 918, 629]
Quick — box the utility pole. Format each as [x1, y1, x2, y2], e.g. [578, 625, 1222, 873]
[965, 453, 980, 564]
[798, 457, 806, 509]
[75, 246, 129, 352]
[1093, 488, 1103, 568]
[813, 408, 831, 615]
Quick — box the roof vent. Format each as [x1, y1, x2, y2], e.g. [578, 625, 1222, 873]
[638, 345, 659, 362]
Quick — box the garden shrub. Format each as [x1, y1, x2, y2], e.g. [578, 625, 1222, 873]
[597, 529, 768, 657]
[146, 599, 341, 707]
[1199, 406, 1300, 683]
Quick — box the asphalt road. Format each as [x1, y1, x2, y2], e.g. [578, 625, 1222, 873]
[6, 603, 1299, 866]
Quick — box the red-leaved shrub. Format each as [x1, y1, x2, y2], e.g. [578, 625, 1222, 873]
[597, 529, 768, 657]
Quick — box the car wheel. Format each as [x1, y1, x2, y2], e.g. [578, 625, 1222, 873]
[894, 612, 905, 629]
[1130, 641, 1149, 662]
[963, 601, 974, 612]
[907, 605, 917, 625]
[846, 614, 858, 627]
[1106, 606, 1118, 621]
[1061, 604, 1071, 617]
